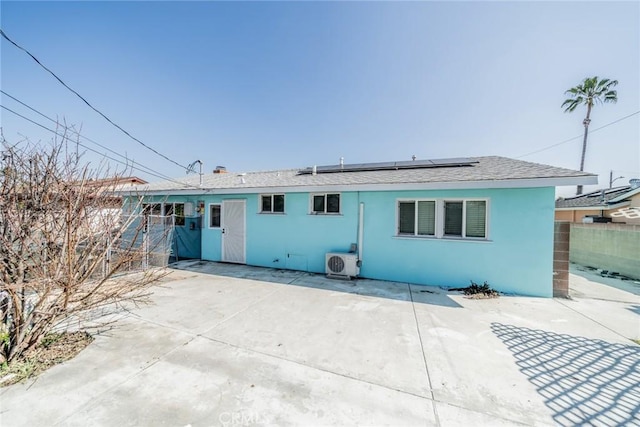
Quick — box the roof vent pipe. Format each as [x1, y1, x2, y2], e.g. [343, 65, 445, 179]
[340, 157, 344, 169]
[312, 165, 317, 176]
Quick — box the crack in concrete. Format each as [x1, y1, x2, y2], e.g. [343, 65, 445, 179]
[554, 298, 635, 342]
[408, 283, 441, 427]
[199, 334, 434, 401]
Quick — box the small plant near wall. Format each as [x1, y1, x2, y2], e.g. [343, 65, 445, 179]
[452, 281, 500, 299]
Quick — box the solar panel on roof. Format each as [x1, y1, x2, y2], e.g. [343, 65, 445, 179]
[298, 157, 478, 175]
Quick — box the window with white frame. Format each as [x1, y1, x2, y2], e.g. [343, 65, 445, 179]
[397, 199, 487, 239]
[260, 194, 285, 213]
[444, 200, 487, 238]
[209, 204, 221, 228]
[398, 200, 436, 236]
[141, 203, 162, 232]
[311, 193, 340, 214]
[142, 203, 162, 216]
[163, 202, 185, 226]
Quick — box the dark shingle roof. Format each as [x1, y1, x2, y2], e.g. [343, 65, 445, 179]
[555, 186, 632, 209]
[129, 156, 596, 194]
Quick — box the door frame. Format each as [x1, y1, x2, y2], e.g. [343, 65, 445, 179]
[221, 199, 246, 264]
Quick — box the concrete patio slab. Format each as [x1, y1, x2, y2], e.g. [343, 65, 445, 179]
[563, 266, 639, 341]
[0, 320, 195, 426]
[60, 336, 435, 426]
[1, 261, 638, 427]
[127, 273, 286, 335]
[411, 291, 556, 425]
[201, 279, 431, 398]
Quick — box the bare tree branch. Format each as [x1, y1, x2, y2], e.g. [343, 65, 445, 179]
[0, 130, 169, 363]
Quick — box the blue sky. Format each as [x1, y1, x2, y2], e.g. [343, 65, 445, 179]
[1, 1, 638, 195]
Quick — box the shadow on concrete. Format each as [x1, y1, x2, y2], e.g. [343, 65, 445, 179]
[170, 260, 462, 308]
[491, 322, 640, 426]
[570, 263, 640, 297]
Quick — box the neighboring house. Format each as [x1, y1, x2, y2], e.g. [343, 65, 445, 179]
[88, 176, 148, 187]
[555, 183, 640, 225]
[123, 156, 595, 297]
[87, 176, 148, 208]
[84, 176, 149, 233]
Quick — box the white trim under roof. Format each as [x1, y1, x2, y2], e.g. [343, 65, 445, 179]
[122, 175, 598, 197]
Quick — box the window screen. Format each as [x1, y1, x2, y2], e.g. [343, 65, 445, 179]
[444, 201, 463, 236]
[273, 195, 285, 213]
[209, 204, 221, 228]
[174, 203, 185, 226]
[417, 201, 435, 236]
[465, 201, 486, 238]
[327, 194, 340, 213]
[313, 195, 325, 213]
[398, 199, 487, 239]
[261, 195, 272, 213]
[143, 203, 161, 215]
[398, 202, 415, 234]
[312, 194, 340, 214]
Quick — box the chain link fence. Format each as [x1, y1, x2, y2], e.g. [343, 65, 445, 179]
[113, 214, 175, 274]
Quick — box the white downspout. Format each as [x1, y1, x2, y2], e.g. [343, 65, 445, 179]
[358, 202, 364, 262]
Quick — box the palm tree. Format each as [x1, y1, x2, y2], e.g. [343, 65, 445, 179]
[562, 76, 618, 195]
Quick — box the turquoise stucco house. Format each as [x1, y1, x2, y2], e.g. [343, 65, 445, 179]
[125, 156, 596, 297]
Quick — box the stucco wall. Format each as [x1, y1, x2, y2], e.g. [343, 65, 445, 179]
[570, 223, 640, 279]
[555, 209, 602, 223]
[358, 187, 555, 297]
[200, 193, 358, 272]
[555, 210, 574, 222]
[196, 187, 555, 297]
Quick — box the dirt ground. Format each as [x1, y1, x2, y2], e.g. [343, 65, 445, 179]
[0, 331, 93, 387]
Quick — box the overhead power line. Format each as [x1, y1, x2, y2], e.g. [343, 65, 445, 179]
[516, 110, 640, 159]
[0, 28, 190, 172]
[1, 103, 203, 190]
[1, 89, 175, 181]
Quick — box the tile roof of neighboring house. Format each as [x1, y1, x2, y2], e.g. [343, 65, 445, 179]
[125, 156, 596, 195]
[555, 186, 635, 209]
[86, 176, 148, 187]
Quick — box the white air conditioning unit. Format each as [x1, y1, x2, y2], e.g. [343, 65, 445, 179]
[326, 253, 359, 278]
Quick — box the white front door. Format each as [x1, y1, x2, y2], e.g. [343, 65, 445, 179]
[222, 200, 246, 264]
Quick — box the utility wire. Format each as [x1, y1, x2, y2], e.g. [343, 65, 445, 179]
[516, 110, 640, 159]
[1, 103, 180, 185]
[1, 89, 178, 183]
[0, 28, 190, 172]
[1, 104, 203, 190]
